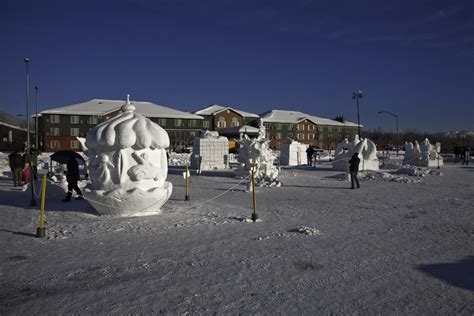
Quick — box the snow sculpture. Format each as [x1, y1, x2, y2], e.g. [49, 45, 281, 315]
[84, 95, 172, 216]
[403, 139, 443, 167]
[332, 135, 379, 171]
[235, 119, 281, 189]
[280, 139, 308, 166]
[190, 131, 229, 171]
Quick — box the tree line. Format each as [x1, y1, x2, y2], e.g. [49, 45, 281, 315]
[362, 128, 474, 153]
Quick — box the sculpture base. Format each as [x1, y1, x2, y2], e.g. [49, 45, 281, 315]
[403, 159, 444, 168]
[85, 182, 173, 217]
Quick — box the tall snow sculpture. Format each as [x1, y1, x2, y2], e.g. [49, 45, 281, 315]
[403, 138, 443, 167]
[235, 119, 281, 188]
[280, 139, 308, 166]
[332, 135, 379, 171]
[84, 95, 172, 216]
[190, 131, 229, 171]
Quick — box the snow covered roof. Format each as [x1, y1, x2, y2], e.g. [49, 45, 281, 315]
[194, 104, 259, 118]
[41, 99, 204, 119]
[219, 125, 260, 135]
[259, 110, 361, 127]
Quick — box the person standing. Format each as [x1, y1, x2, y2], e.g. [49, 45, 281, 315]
[28, 148, 39, 181]
[349, 152, 361, 189]
[464, 147, 471, 165]
[306, 146, 315, 167]
[62, 156, 84, 202]
[8, 151, 23, 187]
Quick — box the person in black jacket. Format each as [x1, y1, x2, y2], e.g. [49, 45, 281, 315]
[8, 151, 23, 187]
[349, 152, 361, 189]
[62, 156, 84, 202]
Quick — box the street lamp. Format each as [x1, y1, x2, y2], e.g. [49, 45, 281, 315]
[352, 90, 363, 138]
[35, 86, 38, 150]
[24, 57, 36, 206]
[378, 110, 399, 156]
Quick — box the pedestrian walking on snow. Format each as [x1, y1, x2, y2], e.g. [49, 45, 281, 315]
[349, 153, 361, 189]
[8, 151, 23, 187]
[62, 156, 84, 202]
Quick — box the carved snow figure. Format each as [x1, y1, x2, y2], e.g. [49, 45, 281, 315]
[403, 138, 443, 167]
[280, 139, 308, 166]
[84, 95, 172, 216]
[190, 131, 229, 171]
[333, 135, 379, 171]
[235, 119, 281, 189]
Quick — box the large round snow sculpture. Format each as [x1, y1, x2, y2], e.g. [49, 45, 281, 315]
[84, 95, 172, 216]
[332, 135, 379, 171]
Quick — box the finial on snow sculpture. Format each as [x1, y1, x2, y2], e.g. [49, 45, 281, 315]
[235, 120, 281, 189]
[333, 136, 379, 171]
[403, 138, 443, 167]
[121, 94, 136, 112]
[84, 95, 172, 216]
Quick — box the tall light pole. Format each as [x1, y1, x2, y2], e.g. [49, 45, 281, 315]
[352, 90, 363, 138]
[35, 86, 39, 150]
[378, 110, 399, 156]
[24, 57, 36, 206]
[25, 57, 30, 151]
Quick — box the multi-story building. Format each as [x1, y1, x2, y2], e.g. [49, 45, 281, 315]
[0, 112, 33, 152]
[39, 99, 204, 152]
[193, 104, 259, 132]
[258, 110, 360, 149]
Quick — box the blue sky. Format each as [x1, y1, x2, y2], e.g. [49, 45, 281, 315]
[1, 0, 473, 132]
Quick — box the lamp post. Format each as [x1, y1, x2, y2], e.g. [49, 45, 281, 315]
[378, 110, 399, 156]
[35, 86, 38, 150]
[352, 90, 363, 138]
[24, 57, 36, 206]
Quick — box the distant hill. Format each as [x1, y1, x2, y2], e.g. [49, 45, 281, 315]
[443, 131, 474, 138]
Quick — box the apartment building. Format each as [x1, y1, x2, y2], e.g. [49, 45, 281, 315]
[258, 110, 360, 149]
[194, 104, 259, 132]
[40, 99, 204, 152]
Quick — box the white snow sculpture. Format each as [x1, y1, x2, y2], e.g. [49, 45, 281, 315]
[235, 119, 281, 189]
[333, 135, 379, 171]
[190, 131, 229, 171]
[280, 139, 308, 166]
[403, 138, 443, 167]
[84, 95, 172, 216]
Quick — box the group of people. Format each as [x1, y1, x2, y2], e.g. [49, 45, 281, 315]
[8, 148, 39, 187]
[453, 146, 471, 165]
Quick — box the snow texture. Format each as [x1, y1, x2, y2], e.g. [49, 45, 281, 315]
[0, 151, 473, 314]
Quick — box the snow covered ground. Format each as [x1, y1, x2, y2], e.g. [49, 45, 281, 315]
[0, 152, 473, 314]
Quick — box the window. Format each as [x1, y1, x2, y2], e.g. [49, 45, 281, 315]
[203, 121, 210, 128]
[175, 119, 182, 127]
[190, 132, 196, 138]
[308, 125, 315, 131]
[70, 128, 79, 136]
[70, 140, 80, 149]
[297, 124, 305, 131]
[288, 124, 294, 130]
[217, 117, 226, 128]
[158, 118, 167, 126]
[275, 132, 281, 139]
[50, 115, 60, 123]
[264, 123, 271, 129]
[50, 140, 60, 149]
[88, 116, 98, 124]
[297, 133, 304, 140]
[231, 117, 239, 127]
[70, 115, 79, 124]
[189, 119, 197, 127]
[287, 133, 293, 139]
[50, 127, 60, 136]
[276, 123, 282, 130]
[308, 134, 315, 140]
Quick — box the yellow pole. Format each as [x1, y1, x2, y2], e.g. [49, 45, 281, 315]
[251, 163, 258, 222]
[36, 174, 47, 238]
[185, 162, 190, 201]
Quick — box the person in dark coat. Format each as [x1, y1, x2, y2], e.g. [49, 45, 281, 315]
[8, 151, 23, 187]
[349, 152, 361, 189]
[306, 146, 315, 166]
[62, 156, 84, 202]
